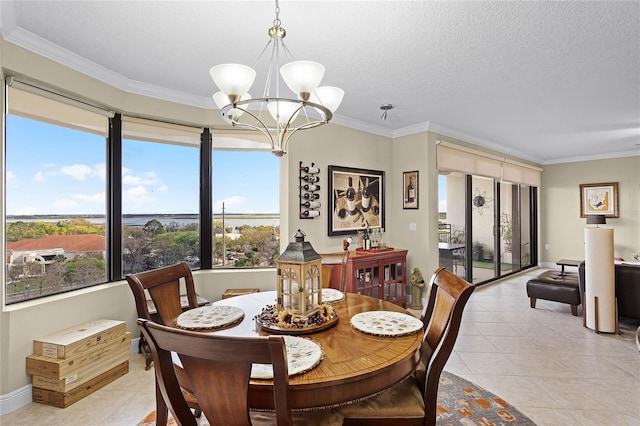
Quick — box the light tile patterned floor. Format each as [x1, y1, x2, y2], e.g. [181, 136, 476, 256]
[2, 267, 638, 425]
[446, 268, 640, 426]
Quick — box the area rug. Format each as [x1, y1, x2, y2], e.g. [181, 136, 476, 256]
[436, 371, 535, 425]
[138, 371, 536, 425]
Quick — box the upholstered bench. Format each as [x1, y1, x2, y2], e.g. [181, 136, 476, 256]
[526, 270, 581, 316]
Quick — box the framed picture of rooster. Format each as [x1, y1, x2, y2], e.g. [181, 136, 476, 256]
[579, 182, 618, 218]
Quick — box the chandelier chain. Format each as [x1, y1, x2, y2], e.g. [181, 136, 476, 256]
[274, 0, 281, 26]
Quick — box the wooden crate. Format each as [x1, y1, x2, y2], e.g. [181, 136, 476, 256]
[27, 332, 131, 380]
[222, 288, 259, 299]
[33, 319, 126, 359]
[32, 361, 129, 408]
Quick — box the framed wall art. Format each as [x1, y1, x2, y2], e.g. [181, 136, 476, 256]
[403, 171, 419, 209]
[327, 165, 384, 236]
[579, 182, 618, 218]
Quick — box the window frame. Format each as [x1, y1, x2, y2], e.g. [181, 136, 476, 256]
[4, 82, 279, 305]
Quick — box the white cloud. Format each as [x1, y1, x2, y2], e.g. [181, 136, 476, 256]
[10, 206, 40, 215]
[33, 172, 45, 182]
[124, 185, 156, 208]
[142, 171, 158, 179]
[155, 185, 168, 192]
[122, 170, 161, 187]
[122, 175, 143, 185]
[439, 199, 447, 213]
[73, 192, 106, 204]
[214, 196, 245, 212]
[127, 186, 150, 197]
[6, 171, 18, 188]
[53, 198, 78, 209]
[94, 163, 106, 181]
[60, 164, 93, 180]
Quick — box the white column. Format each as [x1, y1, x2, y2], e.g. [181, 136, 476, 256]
[584, 228, 616, 332]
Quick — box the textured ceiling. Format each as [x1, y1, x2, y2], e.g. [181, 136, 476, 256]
[1, 1, 639, 164]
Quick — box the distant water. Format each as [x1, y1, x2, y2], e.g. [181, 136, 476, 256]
[6, 215, 280, 229]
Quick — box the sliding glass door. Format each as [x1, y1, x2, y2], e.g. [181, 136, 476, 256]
[439, 173, 537, 285]
[471, 176, 498, 283]
[438, 173, 467, 278]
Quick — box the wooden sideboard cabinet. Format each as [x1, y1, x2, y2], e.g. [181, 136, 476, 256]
[330, 248, 408, 307]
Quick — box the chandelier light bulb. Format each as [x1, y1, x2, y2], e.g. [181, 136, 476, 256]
[209, 64, 256, 101]
[310, 86, 345, 113]
[267, 100, 300, 125]
[212, 91, 229, 109]
[280, 61, 325, 101]
[214, 91, 251, 121]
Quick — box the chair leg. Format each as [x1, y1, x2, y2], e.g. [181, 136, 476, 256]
[530, 297, 536, 309]
[155, 379, 169, 426]
[570, 304, 578, 316]
[140, 334, 153, 370]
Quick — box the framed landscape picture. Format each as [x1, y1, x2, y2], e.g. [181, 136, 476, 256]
[579, 182, 618, 218]
[327, 165, 384, 236]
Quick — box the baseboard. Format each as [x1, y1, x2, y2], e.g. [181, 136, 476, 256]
[0, 338, 141, 415]
[0, 384, 32, 416]
[131, 336, 140, 354]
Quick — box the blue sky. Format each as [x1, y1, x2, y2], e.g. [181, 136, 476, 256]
[438, 174, 447, 213]
[6, 115, 280, 215]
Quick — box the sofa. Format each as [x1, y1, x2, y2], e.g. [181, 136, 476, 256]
[579, 262, 640, 320]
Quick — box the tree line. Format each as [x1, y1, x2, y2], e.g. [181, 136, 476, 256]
[6, 218, 279, 303]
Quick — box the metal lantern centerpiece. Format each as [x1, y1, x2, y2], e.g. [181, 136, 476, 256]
[257, 229, 338, 334]
[277, 229, 322, 318]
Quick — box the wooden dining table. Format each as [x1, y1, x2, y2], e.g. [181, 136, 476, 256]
[207, 290, 423, 411]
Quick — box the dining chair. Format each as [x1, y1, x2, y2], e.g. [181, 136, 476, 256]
[337, 267, 475, 426]
[451, 230, 466, 276]
[438, 223, 451, 243]
[126, 262, 202, 425]
[138, 318, 344, 426]
[339, 237, 351, 292]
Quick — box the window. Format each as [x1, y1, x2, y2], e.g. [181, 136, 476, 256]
[212, 149, 280, 268]
[121, 118, 201, 275]
[5, 87, 109, 303]
[4, 82, 283, 304]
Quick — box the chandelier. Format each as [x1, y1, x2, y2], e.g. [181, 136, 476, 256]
[210, 0, 344, 157]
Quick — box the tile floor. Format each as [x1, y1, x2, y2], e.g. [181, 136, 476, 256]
[444, 268, 639, 426]
[2, 267, 639, 425]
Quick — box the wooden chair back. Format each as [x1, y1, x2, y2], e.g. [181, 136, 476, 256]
[138, 318, 294, 426]
[126, 262, 201, 425]
[126, 261, 198, 327]
[340, 243, 349, 293]
[417, 267, 475, 425]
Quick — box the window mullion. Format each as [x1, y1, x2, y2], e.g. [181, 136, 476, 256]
[108, 113, 123, 281]
[200, 129, 213, 270]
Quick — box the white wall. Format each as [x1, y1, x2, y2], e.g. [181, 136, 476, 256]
[541, 156, 640, 263]
[281, 123, 394, 254]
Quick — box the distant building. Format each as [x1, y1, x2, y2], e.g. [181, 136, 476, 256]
[6, 235, 106, 276]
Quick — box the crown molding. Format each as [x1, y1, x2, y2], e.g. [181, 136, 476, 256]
[542, 149, 640, 165]
[392, 122, 432, 138]
[426, 122, 545, 164]
[329, 114, 395, 138]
